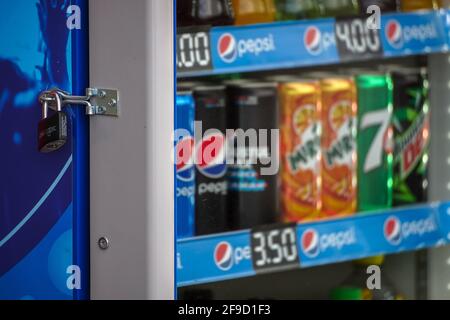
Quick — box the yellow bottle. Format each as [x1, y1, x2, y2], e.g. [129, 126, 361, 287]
[232, 0, 276, 25]
[400, 0, 438, 11]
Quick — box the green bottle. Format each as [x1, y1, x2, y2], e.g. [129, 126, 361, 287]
[320, 0, 360, 17]
[274, 0, 323, 20]
[356, 74, 394, 213]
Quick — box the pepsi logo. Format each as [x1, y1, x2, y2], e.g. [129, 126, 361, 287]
[304, 26, 322, 55]
[301, 228, 320, 258]
[196, 132, 227, 179]
[218, 33, 237, 63]
[175, 136, 195, 182]
[384, 216, 401, 245]
[386, 20, 403, 48]
[214, 241, 233, 271]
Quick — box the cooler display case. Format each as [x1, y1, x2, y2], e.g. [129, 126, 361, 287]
[3, 0, 450, 300]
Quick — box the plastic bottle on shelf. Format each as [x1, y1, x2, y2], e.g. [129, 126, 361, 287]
[358, 0, 400, 13]
[321, 0, 360, 17]
[177, 0, 235, 27]
[232, 0, 276, 25]
[438, 0, 450, 7]
[274, 0, 323, 20]
[331, 256, 404, 300]
[399, 0, 438, 11]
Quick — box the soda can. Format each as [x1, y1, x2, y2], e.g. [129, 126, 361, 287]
[321, 0, 360, 17]
[177, 0, 235, 27]
[279, 80, 322, 222]
[358, 0, 399, 13]
[274, 0, 322, 20]
[320, 77, 358, 218]
[193, 85, 228, 235]
[175, 93, 196, 238]
[232, 0, 276, 25]
[400, 0, 437, 11]
[226, 81, 279, 229]
[388, 67, 430, 205]
[355, 73, 394, 212]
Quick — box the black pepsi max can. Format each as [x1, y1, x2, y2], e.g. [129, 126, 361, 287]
[226, 81, 280, 230]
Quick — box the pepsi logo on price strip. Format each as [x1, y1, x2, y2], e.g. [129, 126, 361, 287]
[218, 33, 238, 63]
[383, 215, 438, 246]
[301, 228, 320, 258]
[217, 32, 276, 64]
[385, 20, 403, 49]
[384, 216, 402, 245]
[304, 26, 321, 55]
[300, 227, 357, 259]
[214, 241, 234, 271]
[304, 26, 335, 56]
[384, 18, 440, 51]
[214, 241, 252, 272]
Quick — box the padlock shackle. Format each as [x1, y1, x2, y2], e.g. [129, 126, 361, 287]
[39, 89, 92, 111]
[48, 90, 63, 112]
[58, 90, 90, 102]
[41, 100, 48, 120]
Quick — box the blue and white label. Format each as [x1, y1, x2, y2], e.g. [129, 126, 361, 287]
[210, 19, 339, 74]
[381, 12, 447, 56]
[177, 231, 254, 287]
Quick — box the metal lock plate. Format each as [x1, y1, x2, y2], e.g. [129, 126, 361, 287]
[86, 88, 119, 116]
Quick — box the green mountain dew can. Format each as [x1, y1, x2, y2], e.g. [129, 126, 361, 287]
[390, 67, 430, 206]
[356, 74, 394, 212]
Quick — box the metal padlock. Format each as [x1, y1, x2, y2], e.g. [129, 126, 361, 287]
[37, 91, 68, 153]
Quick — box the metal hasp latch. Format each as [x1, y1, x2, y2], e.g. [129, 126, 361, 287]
[37, 88, 119, 153]
[39, 87, 119, 116]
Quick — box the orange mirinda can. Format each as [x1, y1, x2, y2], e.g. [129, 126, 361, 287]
[280, 81, 322, 222]
[320, 77, 357, 218]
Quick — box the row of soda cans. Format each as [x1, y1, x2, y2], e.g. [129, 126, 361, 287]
[175, 66, 430, 239]
[177, 0, 449, 28]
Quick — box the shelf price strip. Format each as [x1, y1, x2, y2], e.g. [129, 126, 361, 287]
[177, 11, 448, 78]
[177, 202, 450, 287]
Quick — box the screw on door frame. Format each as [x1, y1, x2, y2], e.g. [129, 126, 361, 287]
[98, 236, 110, 250]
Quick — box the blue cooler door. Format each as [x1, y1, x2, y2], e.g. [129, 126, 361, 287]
[0, 0, 89, 299]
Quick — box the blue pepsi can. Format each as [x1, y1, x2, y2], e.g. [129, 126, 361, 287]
[175, 93, 196, 239]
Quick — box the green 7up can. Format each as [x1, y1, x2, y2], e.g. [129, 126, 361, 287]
[355, 73, 394, 213]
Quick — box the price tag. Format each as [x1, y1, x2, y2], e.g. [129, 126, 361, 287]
[250, 223, 300, 273]
[177, 27, 213, 74]
[335, 16, 383, 61]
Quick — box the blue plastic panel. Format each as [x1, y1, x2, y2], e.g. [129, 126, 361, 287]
[0, 0, 89, 300]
